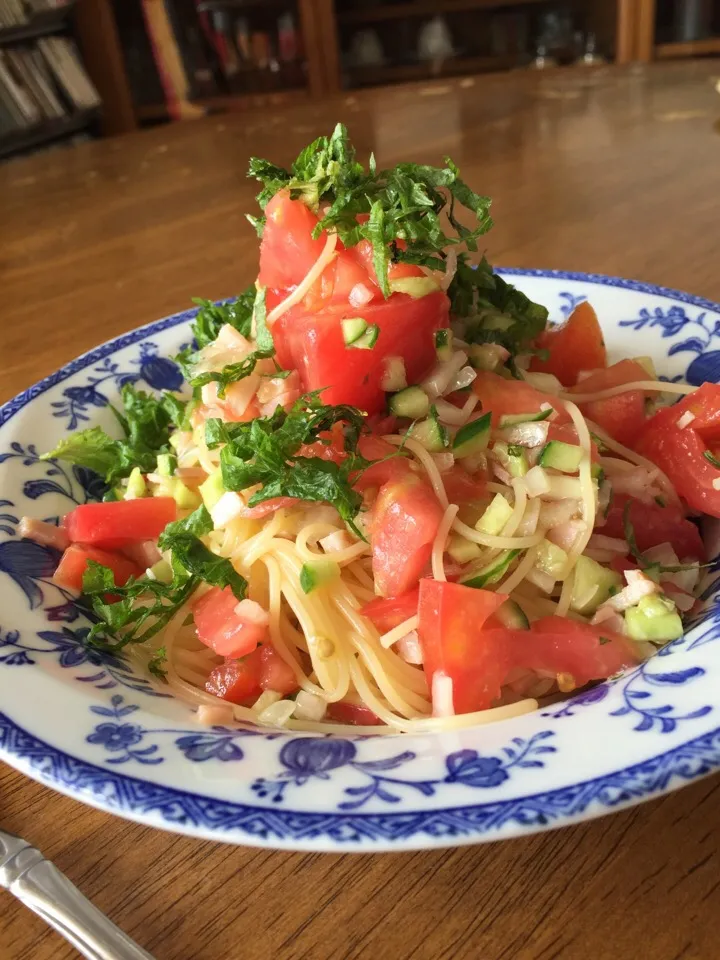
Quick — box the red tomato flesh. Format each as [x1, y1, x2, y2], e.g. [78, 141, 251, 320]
[259, 646, 298, 695]
[326, 701, 383, 726]
[64, 498, 177, 550]
[472, 371, 569, 428]
[53, 543, 141, 592]
[418, 580, 509, 714]
[274, 291, 450, 415]
[603, 496, 705, 561]
[371, 476, 444, 597]
[361, 589, 420, 633]
[636, 402, 720, 518]
[530, 301, 606, 386]
[206, 657, 262, 706]
[194, 587, 268, 659]
[570, 359, 650, 448]
[258, 190, 327, 291]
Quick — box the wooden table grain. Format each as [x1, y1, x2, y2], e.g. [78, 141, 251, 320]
[2, 60, 720, 960]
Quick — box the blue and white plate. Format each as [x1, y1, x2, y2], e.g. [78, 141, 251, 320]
[2, 269, 720, 852]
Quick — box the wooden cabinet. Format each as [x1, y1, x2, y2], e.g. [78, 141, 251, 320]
[635, 0, 720, 62]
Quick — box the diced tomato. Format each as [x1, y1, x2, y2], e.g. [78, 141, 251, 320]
[326, 700, 383, 726]
[240, 497, 303, 519]
[371, 476, 444, 597]
[570, 359, 650, 447]
[661, 383, 720, 444]
[354, 435, 415, 491]
[297, 422, 347, 463]
[361, 589, 420, 633]
[443, 464, 487, 505]
[63, 498, 177, 550]
[472, 370, 568, 428]
[418, 583, 640, 714]
[418, 580, 508, 714]
[206, 657, 262, 706]
[194, 587, 268, 658]
[258, 189, 326, 290]
[259, 646, 298, 694]
[530, 301, 606, 386]
[636, 402, 720, 518]
[603, 496, 705, 561]
[53, 543, 141, 592]
[273, 291, 450, 415]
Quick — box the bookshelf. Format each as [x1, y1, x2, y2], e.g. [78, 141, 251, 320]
[0, 1, 102, 160]
[636, 0, 720, 62]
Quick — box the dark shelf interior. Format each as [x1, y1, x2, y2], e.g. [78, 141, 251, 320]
[0, 2, 76, 46]
[0, 107, 97, 161]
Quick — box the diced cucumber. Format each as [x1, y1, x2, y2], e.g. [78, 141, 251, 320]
[447, 534, 482, 565]
[350, 323, 379, 350]
[625, 593, 683, 643]
[498, 409, 552, 429]
[475, 494, 513, 536]
[410, 406, 448, 452]
[300, 559, 341, 594]
[493, 599, 530, 630]
[174, 479, 201, 510]
[535, 539, 568, 578]
[389, 386, 430, 419]
[570, 555, 622, 614]
[124, 467, 146, 500]
[148, 559, 173, 583]
[389, 276, 440, 298]
[434, 329, 453, 362]
[467, 343, 506, 372]
[199, 468, 226, 511]
[453, 412, 491, 459]
[539, 441, 584, 473]
[591, 463, 604, 482]
[461, 549, 520, 589]
[493, 441, 528, 478]
[342, 318, 368, 346]
[156, 453, 177, 477]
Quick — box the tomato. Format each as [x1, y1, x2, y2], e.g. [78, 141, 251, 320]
[259, 646, 298, 695]
[240, 497, 303, 519]
[206, 657, 262, 706]
[530, 301, 606, 386]
[419, 583, 640, 714]
[472, 371, 568, 427]
[570, 359, 650, 447]
[354, 436, 415, 491]
[53, 543, 141, 592]
[361, 589, 420, 633]
[297, 422, 347, 463]
[273, 291, 450, 415]
[371, 476, 444, 597]
[258, 190, 326, 290]
[63, 498, 177, 550]
[417, 580, 509, 714]
[326, 700, 383, 726]
[663, 383, 720, 443]
[603, 496, 705, 561]
[636, 403, 720, 518]
[194, 587, 268, 658]
[443, 464, 487, 505]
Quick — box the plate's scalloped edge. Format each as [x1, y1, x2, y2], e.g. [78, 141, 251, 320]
[2, 269, 720, 850]
[2, 708, 720, 850]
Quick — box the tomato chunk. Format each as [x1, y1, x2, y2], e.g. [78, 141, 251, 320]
[637, 402, 720, 518]
[530, 301, 606, 386]
[259, 646, 298, 695]
[258, 189, 326, 290]
[603, 496, 705, 561]
[326, 701, 383, 726]
[371, 476, 444, 597]
[418, 580, 508, 714]
[570, 359, 650, 447]
[206, 657, 262, 706]
[194, 587, 268, 658]
[64, 498, 177, 550]
[53, 543, 141, 592]
[361, 589, 420, 633]
[274, 291, 450, 415]
[472, 371, 568, 427]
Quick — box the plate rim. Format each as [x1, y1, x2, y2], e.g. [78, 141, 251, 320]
[2, 267, 720, 851]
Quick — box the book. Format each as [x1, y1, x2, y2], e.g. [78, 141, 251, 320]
[140, 0, 205, 120]
[38, 37, 101, 110]
[0, 49, 41, 124]
[162, 0, 217, 99]
[5, 47, 58, 119]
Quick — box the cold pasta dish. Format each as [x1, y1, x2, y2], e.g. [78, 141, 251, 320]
[24, 125, 719, 734]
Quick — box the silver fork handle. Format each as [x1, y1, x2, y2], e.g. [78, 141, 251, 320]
[5, 845, 154, 960]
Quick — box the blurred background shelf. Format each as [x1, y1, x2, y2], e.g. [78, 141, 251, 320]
[655, 35, 720, 57]
[0, 2, 77, 45]
[636, 0, 720, 62]
[0, 106, 97, 160]
[338, 0, 552, 26]
[347, 52, 521, 86]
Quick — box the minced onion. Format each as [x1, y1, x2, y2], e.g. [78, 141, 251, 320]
[440, 248, 458, 292]
[320, 529, 354, 553]
[526, 567, 556, 594]
[197, 704, 235, 726]
[587, 534, 629, 555]
[434, 398, 470, 425]
[603, 570, 661, 612]
[447, 365, 477, 393]
[397, 631, 423, 664]
[293, 691, 327, 722]
[257, 699, 296, 727]
[234, 598, 270, 627]
[497, 420, 550, 448]
[380, 356, 407, 393]
[421, 350, 468, 398]
[211, 491, 246, 528]
[516, 497, 540, 536]
[349, 282, 374, 307]
[522, 371, 563, 394]
[539, 499, 580, 528]
[676, 410, 695, 429]
[524, 465, 551, 498]
[546, 519, 587, 553]
[431, 671, 455, 718]
[431, 452, 455, 473]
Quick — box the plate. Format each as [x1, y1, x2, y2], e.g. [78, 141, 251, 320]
[2, 269, 720, 852]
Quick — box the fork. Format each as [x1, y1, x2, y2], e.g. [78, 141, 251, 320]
[1, 827, 154, 960]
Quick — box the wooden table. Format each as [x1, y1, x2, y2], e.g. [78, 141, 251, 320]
[2, 60, 720, 960]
